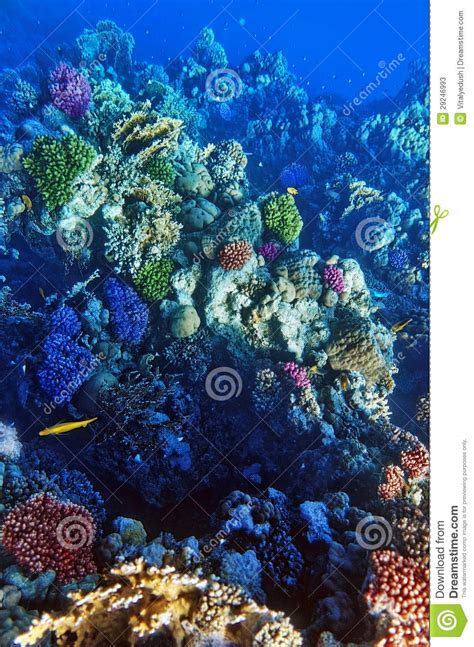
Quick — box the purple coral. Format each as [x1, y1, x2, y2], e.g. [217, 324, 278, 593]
[283, 362, 311, 389]
[388, 249, 409, 270]
[279, 162, 310, 189]
[49, 63, 91, 118]
[323, 265, 345, 294]
[257, 241, 281, 262]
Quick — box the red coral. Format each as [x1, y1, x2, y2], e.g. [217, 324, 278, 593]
[364, 549, 429, 645]
[2, 493, 97, 583]
[400, 443, 429, 479]
[378, 465, 405, 502]
[219, 240, 253, 270]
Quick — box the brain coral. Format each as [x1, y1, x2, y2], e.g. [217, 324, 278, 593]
[326, 316, 394, 387]
[17, 560, 302, 646]
[262, 193, 303, 244]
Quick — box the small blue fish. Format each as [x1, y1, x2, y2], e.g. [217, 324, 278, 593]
[370, 289, 389, 299]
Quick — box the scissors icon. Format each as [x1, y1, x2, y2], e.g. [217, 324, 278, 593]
[430, 205, 449, 235]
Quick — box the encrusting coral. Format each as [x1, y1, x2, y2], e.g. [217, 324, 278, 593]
[17, 559, 303, 646]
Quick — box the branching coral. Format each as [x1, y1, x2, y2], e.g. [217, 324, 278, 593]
[49, 63, 91, 118]
[134, 259, 174, 301]
[363, 549, 429, 645]
[0, 421, 22, 460]
[104, 278, 149, 344]
[3, 493, 97, 583]
[23, 135, 96, 211]
[37, 333, 95, 403]
[262, 193, 303, 244]
[103, 190, 182, 275]
[323, 265, 345, 294]
[17, 560, 303, 646]
[145, 154, 177, 185]
[219, 240, 253, 270]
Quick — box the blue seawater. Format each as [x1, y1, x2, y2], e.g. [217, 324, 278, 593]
[0, 1, 429, 643]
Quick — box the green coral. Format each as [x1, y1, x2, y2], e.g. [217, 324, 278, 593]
[262, 193, 303, 244]
[145, 155, 177, 186]
[134, 259, 174, 301]
[23, 135, 96, 211]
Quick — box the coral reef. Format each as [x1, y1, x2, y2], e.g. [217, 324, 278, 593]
[0, 14, 428, 647]
[18, 560, 302, 646]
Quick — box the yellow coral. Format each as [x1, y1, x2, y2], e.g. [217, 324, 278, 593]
[112, 101, 183, 162]
[17, 560, 302, 647]
[342, 180, 383, 218]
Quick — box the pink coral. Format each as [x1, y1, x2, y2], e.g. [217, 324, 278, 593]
[2, 492, 97, 583]
[377, 465, 405, 502]
[323, 265, 345, 294]
[219, 240, 253, 270]
[283, 361, 311, 389]
[49, 63, 91, 118]
[257, 241, 281, 262]
[400, 443, 429, 479]
[364, 549, 429, 645]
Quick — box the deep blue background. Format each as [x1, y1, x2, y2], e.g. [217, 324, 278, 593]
[1, 0, 428, 99]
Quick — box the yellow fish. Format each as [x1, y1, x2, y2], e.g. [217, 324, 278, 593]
[21, 194, 33, 211]
[39, 417, 98, 437]
[340, 374, 350, 391]
[391, 318, 413, 334]
[287, 187, 299, 196]
[307, 365, 325, 376]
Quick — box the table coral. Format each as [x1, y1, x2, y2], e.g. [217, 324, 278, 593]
[3, 493, 97, 583]
[112, 100, 183, 162]
[17, 560, 302, 646]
